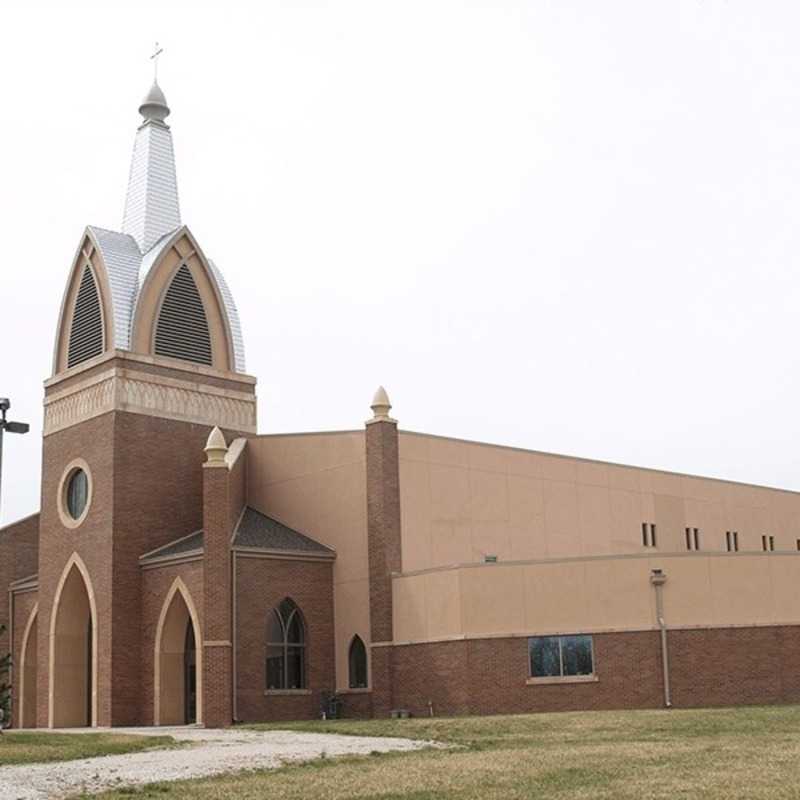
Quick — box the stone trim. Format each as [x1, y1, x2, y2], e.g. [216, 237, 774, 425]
[9, 574, 39, 593]
[45, 348, 256, 389]
[43, 365, 257, 436]
[396, 548, 800, 579]
[233, 548, 336, 562]
[140, 553, 204, 570]
[204, 640, 232, 647]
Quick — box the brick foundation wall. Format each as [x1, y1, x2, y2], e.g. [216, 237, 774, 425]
[384, 626, 800, 717]
[235, 555, 334, 722]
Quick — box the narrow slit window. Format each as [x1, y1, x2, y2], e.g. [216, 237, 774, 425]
[642, 523, 657, 548]
[769, 535, 775, 552]
[796, 539, 800, 552]
[733, 531, 739, 551]
[685, 527, 692, 550]
[762, 535, 768, 552]
[726, 531, 732, 552]
[693, 528, 700, 550]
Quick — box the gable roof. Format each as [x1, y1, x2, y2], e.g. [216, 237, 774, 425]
[233, 507, 335, 557]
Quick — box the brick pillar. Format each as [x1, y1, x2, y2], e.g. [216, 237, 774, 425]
[202, 427, 233, 728]
[365, 388, 401, 717]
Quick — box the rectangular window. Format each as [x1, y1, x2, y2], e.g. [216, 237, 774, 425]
[729, 531, 738, 552]
[529, 635, 594, 679]
[726, 531, 732, 551]
[762, 535, 768, 552]
[642, 522, 657, 547]
[769, 536, 775, 552]
[686, 527, 700, 551]
[796, 539, 800, 551]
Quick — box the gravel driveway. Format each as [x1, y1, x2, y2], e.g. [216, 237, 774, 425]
[0, 726, 432, 799]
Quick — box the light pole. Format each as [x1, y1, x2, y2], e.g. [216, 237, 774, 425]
[0, 398, 30, 520]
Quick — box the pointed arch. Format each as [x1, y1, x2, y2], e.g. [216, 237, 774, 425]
[154, 577, 203, 725]
[48, 553, 98, 728]
[348, 634, 368, 689]
[266, 597, 307, 690]
[130, 227, 237, 371]
[18, 603, 39, 728]
[52, 232, 116, 375]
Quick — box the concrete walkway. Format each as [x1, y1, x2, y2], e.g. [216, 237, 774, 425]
[0, 726, 432, 799]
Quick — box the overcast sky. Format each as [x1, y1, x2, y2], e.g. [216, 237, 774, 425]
[2, 1, 800, 524]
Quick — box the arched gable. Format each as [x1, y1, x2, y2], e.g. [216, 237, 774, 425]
[48, 553, 99, 728]
[52, 231, 116, 374]
[131, 227, 237, 372]
[154, 576, 203, 725]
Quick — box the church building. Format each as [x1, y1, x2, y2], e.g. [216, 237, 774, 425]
[4, 78, 800, 728]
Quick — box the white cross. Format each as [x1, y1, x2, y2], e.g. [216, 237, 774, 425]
[150, 42, 164, 81]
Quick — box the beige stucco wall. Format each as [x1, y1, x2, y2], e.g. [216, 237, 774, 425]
[246, 431, 369, 691]
[398, 431, 800, 572]
[393, 552, 800, 643]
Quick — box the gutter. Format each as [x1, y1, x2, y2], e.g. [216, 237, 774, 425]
[650, 569, 672, 708]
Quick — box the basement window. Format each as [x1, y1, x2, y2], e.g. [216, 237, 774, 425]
[529, 635, 594, 680]
[726, 531, 739, 552]
[642, 522, 657, 548]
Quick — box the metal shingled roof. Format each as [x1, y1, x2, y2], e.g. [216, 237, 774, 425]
[122, 121, 181, 253]
[74, 83, 246, 373]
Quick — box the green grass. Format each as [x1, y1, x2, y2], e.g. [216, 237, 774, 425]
[83, 705, 800, 799]
[0, 732, 177, 766]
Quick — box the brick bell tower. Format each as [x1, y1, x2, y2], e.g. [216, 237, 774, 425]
[37, 77, 256, 728]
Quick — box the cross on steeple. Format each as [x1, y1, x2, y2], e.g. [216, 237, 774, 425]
[150, 42, 164, 81]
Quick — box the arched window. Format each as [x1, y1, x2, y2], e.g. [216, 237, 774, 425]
[266, 598, 306, 690]
[67, 265, 104, 368]
[154, 264, 213, 366]
[348, 635, 368, 689]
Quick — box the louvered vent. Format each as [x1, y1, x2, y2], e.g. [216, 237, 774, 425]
[154, 265, 213, 366]
[67, 266, 104, 368]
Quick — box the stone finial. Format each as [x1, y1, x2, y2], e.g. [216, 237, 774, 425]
[368, 385, 396, 424]
[204, 425, 228, 466]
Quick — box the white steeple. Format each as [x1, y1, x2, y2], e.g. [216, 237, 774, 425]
[121, 80, 181, 253]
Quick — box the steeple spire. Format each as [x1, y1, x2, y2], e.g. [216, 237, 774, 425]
[122, 64, 181, 253]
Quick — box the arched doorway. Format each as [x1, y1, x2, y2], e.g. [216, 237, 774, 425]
[49, 557, 97, 727]
[155, 579, 202, 725]
[19, 605, 38, 728]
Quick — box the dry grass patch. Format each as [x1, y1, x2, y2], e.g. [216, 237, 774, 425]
[0, 732, 177, 766]
[85, 705, 800, 799]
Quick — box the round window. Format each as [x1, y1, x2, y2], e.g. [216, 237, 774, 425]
[66, 469, 89, 520]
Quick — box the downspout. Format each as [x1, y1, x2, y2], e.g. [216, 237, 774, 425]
[231, 549, 238, 723]
[7, 588, 13, 728]
[650, 569, 671, 708]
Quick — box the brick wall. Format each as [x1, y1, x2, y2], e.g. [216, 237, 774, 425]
[235, 555, 334, 722]
[0, 514, 39, 664]
[384, 626, 800, 718]
[10, 589, 38, 727]
[140, 561, 204, 726]
[365, 419, 401, 716]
